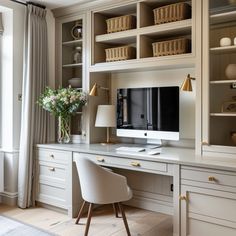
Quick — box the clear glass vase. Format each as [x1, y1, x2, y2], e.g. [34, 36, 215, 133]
[57, 116, 71, 143]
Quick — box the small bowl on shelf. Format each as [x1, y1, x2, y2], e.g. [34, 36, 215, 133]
[68, 78, 82, 88]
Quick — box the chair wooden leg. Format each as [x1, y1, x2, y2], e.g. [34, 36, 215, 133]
[112, 203, 119, 218]
[118, 202, 131, 236]
[84, 203, 93, 236]
[75, 201, 86, 224]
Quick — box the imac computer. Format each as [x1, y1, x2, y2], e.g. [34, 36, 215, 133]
[116, 86, 179, 143]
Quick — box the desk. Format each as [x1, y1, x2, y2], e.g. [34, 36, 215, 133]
[36, 143, 236, 236]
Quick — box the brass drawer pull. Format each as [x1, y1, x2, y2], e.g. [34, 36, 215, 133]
[50, 154, 54, 158]
[208, 176, 217, 182]
[96, 157, 105, 162]
[131, 161, 141, 167]
[179, 195, 187, 201]
[49, 167, 55, 172]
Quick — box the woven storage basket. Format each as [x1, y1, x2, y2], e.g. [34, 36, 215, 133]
[106, 15, 136, 33]
[153, 3, 191, 25]
[152, 38, 190, 57]
[105, 46, 136, 62]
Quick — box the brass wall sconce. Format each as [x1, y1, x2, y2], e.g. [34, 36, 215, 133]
[181, 74, 196, 92]
[89, 83, 109, 97]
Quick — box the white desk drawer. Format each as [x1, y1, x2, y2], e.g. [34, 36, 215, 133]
[189, 190, 236, 224]
[36, 183, 67, 209]
[36, 148, 71, 165]
[181, 166, 236, 189]
[38, 161, 66, 188]
[76, 153, 168, 173]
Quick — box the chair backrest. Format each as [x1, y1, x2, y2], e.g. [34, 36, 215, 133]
[75, 156, 132, 204]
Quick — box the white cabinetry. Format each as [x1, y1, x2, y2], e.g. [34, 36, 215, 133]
[55, 14, 86, 140]
[35, 148, 72, 210]
[180, 166, 236, 236]
[202, 0, 236, 157]
[90, 0, 197, 72]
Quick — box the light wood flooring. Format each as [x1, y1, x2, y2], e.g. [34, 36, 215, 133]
[0, 204, 172, 236]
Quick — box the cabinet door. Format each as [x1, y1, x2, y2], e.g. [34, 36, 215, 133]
[202, 0, 236, 156]
[180, 185, 236, 236]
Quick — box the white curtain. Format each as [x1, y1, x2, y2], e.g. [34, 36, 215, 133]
[18, 4, 48, 208]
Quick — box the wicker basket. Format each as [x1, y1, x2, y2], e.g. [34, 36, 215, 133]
[152, 38, 190, 57]
[105, 46, 136, 62]
[106, 15, 136, 33]
[153, 3, 191, 25]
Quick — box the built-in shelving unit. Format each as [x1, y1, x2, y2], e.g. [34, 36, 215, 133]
[61, 17, 85, 141]
[91, 0, 193, 71]
[202, 0, 236, 154]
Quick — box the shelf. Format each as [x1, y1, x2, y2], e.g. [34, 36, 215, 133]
[62, 63, 83, 68]
[139, 19, 192, 37]
[210, 10, 236, 25]
[90, 53, 194, 72]
[62, 39, 83, 46]
[96, 29, 137, 44]
[95, 19, 192, 44]
[210, 113, 236, 117]
[210, 45, 236, 54]
[210, 80, 236, 84]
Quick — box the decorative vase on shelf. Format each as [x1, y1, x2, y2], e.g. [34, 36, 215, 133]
[58, 116, 71, 144]
[225, 64, 236, 80]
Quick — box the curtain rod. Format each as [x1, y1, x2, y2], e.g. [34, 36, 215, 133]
[10, 0, 46, 9]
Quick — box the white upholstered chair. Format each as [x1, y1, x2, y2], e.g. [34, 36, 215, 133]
[75, 156, 133, 236]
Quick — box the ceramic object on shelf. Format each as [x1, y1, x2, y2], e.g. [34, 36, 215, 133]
[68, 78, 82, 88]
[71, 21, 82, 40]
[234, 37, 236, 45]
[220, 37, 231, 47]
[225, 64, 236, 80]
[73, 46, 82, 63]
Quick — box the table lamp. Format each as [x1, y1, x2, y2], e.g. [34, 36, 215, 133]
[95, 105, 116, 144]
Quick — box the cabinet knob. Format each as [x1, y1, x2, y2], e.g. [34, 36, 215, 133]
[131, 161, 141, 167]
[96, 157, 105, 162]
[208, 176, 216, 182]
[179, 195, 187, 201]
[50, 154, 54, 158]
[49, 167, 55, 172]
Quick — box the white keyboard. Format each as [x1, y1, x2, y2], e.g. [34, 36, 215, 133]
[116, 147, 146, 152]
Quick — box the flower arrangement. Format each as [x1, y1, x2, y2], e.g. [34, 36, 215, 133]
[38, 87, 87, 143]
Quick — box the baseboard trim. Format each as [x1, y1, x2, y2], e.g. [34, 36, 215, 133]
[36, 202, 68, 215]
[0, 191, 18, 206]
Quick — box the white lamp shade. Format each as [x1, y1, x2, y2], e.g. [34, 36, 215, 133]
[95, 105, 116, 127]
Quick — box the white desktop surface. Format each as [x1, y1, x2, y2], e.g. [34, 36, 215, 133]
[36, 143, 236, 172]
